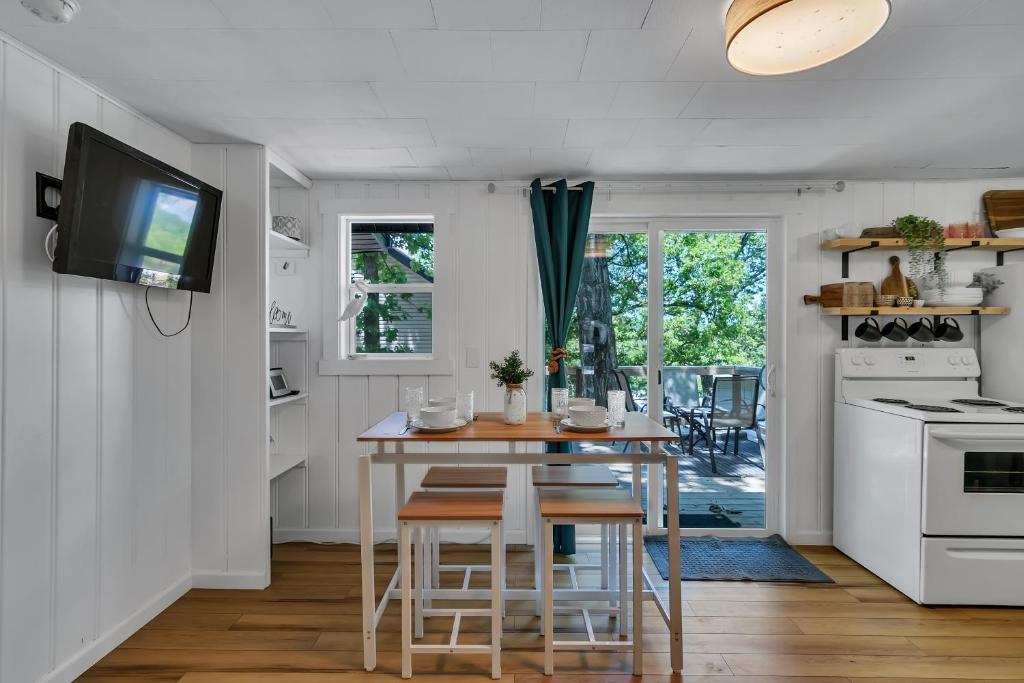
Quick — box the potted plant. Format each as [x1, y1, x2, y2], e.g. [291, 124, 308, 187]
[489, 350, 534, 425]
[892, 214, 947, 292]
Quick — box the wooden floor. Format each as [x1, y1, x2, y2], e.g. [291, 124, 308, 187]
[78, 542, 1024, 682]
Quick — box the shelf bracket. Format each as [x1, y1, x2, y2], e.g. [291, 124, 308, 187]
[841, 241, 880, 278]
[997, 247, 1024, 267]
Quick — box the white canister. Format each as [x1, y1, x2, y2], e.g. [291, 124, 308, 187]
[503, 384, 527, 425]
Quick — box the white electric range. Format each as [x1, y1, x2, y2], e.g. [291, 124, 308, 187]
[834, 348, 1024, 606]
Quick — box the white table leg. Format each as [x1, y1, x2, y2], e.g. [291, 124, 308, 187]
[359, 453, 377, 671]
[395, 442, 406, 535]
[400, 522, 412, 679]
[663, 448, 683, 672]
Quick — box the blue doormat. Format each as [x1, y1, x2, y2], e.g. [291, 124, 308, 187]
[643, 534, 833, 582]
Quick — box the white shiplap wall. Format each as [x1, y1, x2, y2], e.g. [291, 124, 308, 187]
[270, 177, 1024, 546]
[0, 38, 193, 683]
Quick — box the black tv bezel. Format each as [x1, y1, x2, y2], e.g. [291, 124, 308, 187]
[53, 122, 223, 293]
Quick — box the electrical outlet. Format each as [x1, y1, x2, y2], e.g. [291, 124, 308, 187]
[273, 259, 296, 276]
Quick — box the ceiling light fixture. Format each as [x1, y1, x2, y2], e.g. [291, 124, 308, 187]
[726, 0, 890, 76]
[20, 0, 79, 23]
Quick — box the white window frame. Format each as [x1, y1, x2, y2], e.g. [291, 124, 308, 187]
[318, 199, 454, 376]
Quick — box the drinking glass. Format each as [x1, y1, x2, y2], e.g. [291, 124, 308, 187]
[551, 388, 569, 418]
[404, 386, 424, 424]
[607, 390, 626, 427]
[456, 390, 474, 422]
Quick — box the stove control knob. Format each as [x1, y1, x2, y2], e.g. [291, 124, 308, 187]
[851, 355, 863, 366]
[961, 355, 974, 366]
[948, 355, 960, 366]
[864, 356, 877, 366]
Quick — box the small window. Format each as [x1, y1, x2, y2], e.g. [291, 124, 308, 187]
[345, 221, 434, 356]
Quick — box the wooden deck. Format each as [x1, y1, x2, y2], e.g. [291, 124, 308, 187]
[78, 542, 1024, 682]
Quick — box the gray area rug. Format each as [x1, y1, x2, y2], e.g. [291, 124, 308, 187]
[643, 534, 833, 582]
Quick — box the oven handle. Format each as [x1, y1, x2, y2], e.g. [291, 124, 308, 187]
[930, 429, 1024, 442]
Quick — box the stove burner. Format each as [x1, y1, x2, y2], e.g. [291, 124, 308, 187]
[906, 404, 963, 413]
[1004, 407, 1024, 414]
[951, 398, 1008, 407]
[873, 398, 910, 405]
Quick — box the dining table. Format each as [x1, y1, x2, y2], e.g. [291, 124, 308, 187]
[355, 410, 684, 673]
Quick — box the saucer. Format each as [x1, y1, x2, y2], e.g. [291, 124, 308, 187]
[559, 417, 610, 433]
[410, 417, 468, 433]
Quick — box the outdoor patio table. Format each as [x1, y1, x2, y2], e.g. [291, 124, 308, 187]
[355, 411, 684, 673]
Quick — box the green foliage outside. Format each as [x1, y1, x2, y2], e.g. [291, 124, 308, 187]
[566, 231, 766, 373]
[352, 230, 434, 353]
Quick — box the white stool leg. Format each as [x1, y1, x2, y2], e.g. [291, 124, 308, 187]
[431, 527, 440, 594]
[618, 522, 628, 638]
[534, 496, 543, 618]
[499, 515, 506, 621]
[414, 526, 424, 639]
[600, 523, 609, 592]
[632, 519, 643, 676]
[491, 521, 502, 680]
[543, 518, 554, 676]
[609, 522, 618, 612]
[400, 523, 412, 679]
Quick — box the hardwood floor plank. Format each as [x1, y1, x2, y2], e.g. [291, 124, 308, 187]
[794, 618, 1024, 638]
[682, 634, 921, 655]
[688, 601, 968, 619]
[724, 654, 1024, 679]
[120, 629, 319, 651]
[141, 613, 242, 630]
[909, 637, 1024, 657]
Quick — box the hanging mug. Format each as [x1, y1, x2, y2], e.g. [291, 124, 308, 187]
[935, 317, 964, 342]
[882, 317, 910, 342]
[908, 317, 935, 343]
[854, 317, 882, 342]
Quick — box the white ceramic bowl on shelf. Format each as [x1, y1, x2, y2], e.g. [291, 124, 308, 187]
[568, 405, 607, 427]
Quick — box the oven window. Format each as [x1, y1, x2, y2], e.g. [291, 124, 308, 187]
[964, 452, 1024, 493]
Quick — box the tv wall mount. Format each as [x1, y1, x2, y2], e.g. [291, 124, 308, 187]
[36, 172, 62, 221]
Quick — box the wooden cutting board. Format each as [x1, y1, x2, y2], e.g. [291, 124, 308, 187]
[983, 190, 1024, 232]
[880, 256, 909, 297]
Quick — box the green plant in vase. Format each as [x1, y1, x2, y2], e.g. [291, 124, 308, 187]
[892, 214, 947, 293]
[490, 350, 534, 425]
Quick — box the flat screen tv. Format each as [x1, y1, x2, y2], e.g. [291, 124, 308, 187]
[53, 122, 222, 292]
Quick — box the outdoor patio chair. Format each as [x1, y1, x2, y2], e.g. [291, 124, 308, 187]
[611, 369, 684, 450]
[687, 374, 761, 474]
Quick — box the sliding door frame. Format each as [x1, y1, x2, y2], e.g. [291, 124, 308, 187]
[589, 214, 785, 536]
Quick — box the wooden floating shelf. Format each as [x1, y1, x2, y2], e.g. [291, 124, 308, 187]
[269, 392, 308, 407]
[821, 237, 1024, 250]
[822, 306, 1008, 316]
[269, 453, 307, 481]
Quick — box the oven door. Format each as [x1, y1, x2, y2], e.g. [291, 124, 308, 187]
[923, 424, 1024, 537]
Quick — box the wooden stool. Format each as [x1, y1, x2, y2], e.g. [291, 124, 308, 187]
[530, 465, 621, 617]
[420, 467, 508, 617]
[398, 491, 504, 680]
[538, 488, 643, 677]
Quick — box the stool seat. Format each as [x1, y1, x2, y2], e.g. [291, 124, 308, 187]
[531, 464, 619, 487]
[421, 466, 508, 489]
[399, 491, 504, 521]
[538, 489, 643, 520]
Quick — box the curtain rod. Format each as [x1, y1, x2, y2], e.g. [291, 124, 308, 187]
[485, 181, 846, 197]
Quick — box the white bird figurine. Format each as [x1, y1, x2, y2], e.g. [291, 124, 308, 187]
[340, 277, 369, 321]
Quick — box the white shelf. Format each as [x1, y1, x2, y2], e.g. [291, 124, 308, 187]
[269, 453, 307, 481]
[270, 230, 309, 255]
[269, 392, 308, 408]
[269, 327, 308, 337]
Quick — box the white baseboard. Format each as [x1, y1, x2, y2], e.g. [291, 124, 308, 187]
[272, 528, 527, 545]
[191, 570, 269, 589]
[786, 530, 834, 545]
[40, 573, 191, 683]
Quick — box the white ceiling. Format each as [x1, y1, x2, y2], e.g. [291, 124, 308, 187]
[3, 0, 1024, 181]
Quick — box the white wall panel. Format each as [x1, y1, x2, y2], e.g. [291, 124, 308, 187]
[0, 38, 192, 683]
[274, 177, 1024, 547]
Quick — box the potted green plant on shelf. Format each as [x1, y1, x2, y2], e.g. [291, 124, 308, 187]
[489, 350, 534, 425]
[892, 214, 947, 293]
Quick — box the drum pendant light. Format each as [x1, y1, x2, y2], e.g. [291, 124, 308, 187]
[726, 0, 890, 76]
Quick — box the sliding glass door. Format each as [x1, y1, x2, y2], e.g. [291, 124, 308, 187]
[564, 218, 779, 536]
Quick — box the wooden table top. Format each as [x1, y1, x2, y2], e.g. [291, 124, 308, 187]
[357, 411, 679, 443]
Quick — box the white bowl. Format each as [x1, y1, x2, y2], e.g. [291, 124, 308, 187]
[568, 397, 596, 408]
[419, 406, 456, 428]
[427, 397, 456, 408]
[568, 405, 607, 427]
[997, 227, 1024, 238]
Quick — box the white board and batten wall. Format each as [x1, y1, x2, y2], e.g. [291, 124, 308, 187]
[0, 36, 193, 683]
[267, 177, 1024, 548]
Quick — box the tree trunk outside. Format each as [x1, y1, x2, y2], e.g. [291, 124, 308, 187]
[362, 257, 380, 352]
[576, 255, 617, 407]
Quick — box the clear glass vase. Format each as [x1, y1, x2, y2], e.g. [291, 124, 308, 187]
[503, 384, 527, 425]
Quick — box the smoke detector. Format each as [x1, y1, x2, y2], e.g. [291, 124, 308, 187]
[20, 0, 80, 23]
